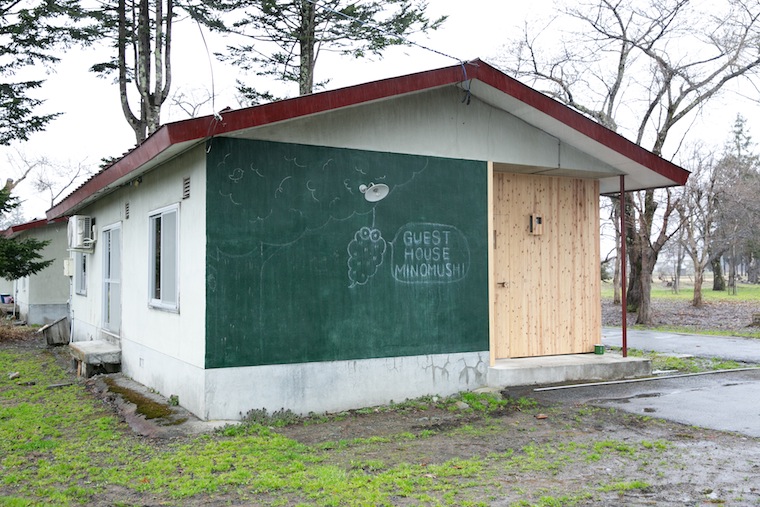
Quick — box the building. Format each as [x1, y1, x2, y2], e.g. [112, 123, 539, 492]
[1, 218, 69, 325]
[47, 60, 689, 420]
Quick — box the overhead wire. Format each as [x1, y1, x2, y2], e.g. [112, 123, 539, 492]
[304, 0, 474, 101]
[193, 16, 224, 151]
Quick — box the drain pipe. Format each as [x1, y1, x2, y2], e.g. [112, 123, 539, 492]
[619, 175, 628, 358]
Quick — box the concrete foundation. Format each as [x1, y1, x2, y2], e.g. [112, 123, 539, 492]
[487, 353, 651, 388]
[85, 347, 652, 420]
[203, 351, 490, 420]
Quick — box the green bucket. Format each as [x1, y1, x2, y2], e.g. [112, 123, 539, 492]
[594, 344, 605, 355]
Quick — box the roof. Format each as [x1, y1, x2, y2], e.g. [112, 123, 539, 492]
[2, 217, 68, 239]
[47, 59, 689, 219]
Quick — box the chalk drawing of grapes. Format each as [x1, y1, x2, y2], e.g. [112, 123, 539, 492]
[347, 226, 387, 287]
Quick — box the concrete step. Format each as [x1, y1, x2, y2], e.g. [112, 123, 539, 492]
[69, 340, 121, 377]
[487, 352, 651, 388]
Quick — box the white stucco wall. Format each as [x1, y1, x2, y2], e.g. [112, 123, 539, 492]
[236, 86, 619, 177]
[69, 146, 208, 416]
[13, 221, 70, 325]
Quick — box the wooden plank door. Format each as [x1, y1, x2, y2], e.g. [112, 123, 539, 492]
[492, 172, 601, 359]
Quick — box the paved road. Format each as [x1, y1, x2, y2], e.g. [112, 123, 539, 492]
[530, 368, 760, 437]
[601, 327, 760, 362]
[536, 328, 760, 437]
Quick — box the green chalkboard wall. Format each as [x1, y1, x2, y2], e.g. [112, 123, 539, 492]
[205, 138, 488, 369]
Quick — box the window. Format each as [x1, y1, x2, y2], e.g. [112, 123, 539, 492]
[149, 205, 179, 311]
[75, 252, 87, 295]
[102, 225, 121, 334]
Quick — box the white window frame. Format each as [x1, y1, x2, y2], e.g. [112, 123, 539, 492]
[74, 251, 87, 296]
[148, 204, 179, 312]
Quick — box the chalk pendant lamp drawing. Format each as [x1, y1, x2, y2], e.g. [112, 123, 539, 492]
[359, 182, 389, 202]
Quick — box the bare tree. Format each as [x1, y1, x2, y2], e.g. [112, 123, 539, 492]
[3, 150, 39, 194]
[33, 160, 92, 209]
[6, 150, 94, 212]
[498, 0, 760, 324]
[711, 115, 760, 295]
[168, 86, 217, 119]
[678, 147, 720, 306]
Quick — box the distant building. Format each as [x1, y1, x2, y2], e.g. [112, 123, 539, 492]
[2, 218, 69, 325]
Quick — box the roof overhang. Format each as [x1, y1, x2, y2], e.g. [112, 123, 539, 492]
[47, 59, 688, 219]
[2, 217, 68, 239]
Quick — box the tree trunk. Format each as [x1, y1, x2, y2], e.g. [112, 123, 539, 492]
[136, 0, 151, 142]
[635, 244, 657, 324]
[749, 253, 759, 284]
[692, 262, 704, 307]
[118, 0, 141, 142]
[116, 0, 172, 144]
[626, 253, 643, 312]
[624, 194, 641, 312]
[712, 257, 725, 290]
[298, 0, 317, 95]
[612, 199, 621, 305]
[626, 190, 665, 325]
[637, 253, 654, 323]
[674, 236, 685, 294]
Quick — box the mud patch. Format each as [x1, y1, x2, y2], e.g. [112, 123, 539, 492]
[85, 373, 218, 438]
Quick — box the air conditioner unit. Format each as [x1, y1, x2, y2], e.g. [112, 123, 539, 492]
[67, 215, 94, 250]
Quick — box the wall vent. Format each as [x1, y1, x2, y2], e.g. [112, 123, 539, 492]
[182, 177, 191, 199]
[125, 201, 130, 219]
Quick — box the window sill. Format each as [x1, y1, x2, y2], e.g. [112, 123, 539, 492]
[148, 301, 179, 314]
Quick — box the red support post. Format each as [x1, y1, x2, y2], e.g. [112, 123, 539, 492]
[620, 175, 627, 357]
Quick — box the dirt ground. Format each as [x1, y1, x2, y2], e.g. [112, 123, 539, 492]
[275, 399, 760, 506]
[601, 296, 760, 332]
[4, 300, 760, 506]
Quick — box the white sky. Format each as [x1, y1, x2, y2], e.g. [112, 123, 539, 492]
[3, 0, 759, 221]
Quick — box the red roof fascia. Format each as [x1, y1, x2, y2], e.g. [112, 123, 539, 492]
[468, 60, 689, 185]
[159, 63, 467, 140]
[46, 127, 176, 219]
[46, 59, 688, 219]
[2, 217, 67, 238]
[47, 63, 468, 219]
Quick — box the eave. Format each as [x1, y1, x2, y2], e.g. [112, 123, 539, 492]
[47, 59, 689, 219]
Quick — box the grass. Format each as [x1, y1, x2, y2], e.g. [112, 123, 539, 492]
[597, 480, 650, 493]
[618, 348, 753, 373]
[3, 285, 757, 506]
[601, 279, 760, 302]
[1, 345, 681, 506]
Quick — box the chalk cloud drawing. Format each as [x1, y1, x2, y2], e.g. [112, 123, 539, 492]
[347, 226, 387, 287]
[391, 223, 470, 284]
